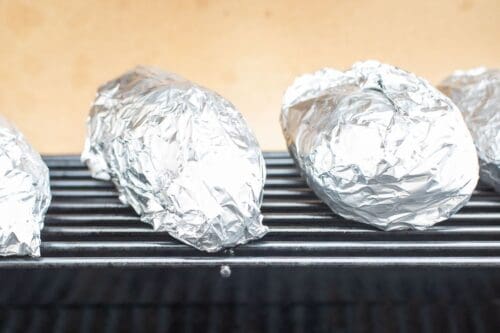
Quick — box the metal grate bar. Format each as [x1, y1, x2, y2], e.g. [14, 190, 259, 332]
[2, 257, 500, 269]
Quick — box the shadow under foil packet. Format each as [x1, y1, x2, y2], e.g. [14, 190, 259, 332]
[0, 116, 51, 256]
[281, 60, 479, 230]
[82, 66, 268, 252]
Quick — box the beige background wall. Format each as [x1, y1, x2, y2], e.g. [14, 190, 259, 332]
[0, 0, 499, 153]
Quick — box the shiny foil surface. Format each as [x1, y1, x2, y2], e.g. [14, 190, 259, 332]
[281, 60, 479, 230]
[82, 66, 267, 252]
[0, 117, 51, 256]
[439, 68, 500, 192]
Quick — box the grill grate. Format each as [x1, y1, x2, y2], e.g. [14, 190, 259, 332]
[1, 303, 498, 333]
[1, 151, 500, 267]
[1, 151, 499, 331]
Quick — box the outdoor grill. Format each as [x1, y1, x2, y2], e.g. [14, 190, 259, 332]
[1, 152, 499, 332]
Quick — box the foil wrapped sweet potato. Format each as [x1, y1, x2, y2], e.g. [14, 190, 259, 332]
[82, 67, 267, 252]
[281, 61, 478, 230]
[0, 117, 51, 256]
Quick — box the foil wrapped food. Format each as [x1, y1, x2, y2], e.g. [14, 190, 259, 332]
[281, 60, 479, 230]
[82, 66, 268, 252]
[439, 68, 500, 192]
[0, 116, 51, 256]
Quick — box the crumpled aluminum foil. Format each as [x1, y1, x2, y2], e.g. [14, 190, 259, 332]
[439, 68, 500, 192]
[0, 116, 51, 256]
[82, 66, 268, 252]
[281, 60, 479, 230]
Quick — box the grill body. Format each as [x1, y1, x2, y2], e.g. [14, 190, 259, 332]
[1, 152, 499, 332]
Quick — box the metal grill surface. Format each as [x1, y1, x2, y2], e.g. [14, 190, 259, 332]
[1, 152, 499, 268]
[1, 303, 498, 333]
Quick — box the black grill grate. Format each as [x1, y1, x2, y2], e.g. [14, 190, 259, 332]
[1, 303, 498, 333]
[0, 151, 499, 267]
[1, 151, 499, 331]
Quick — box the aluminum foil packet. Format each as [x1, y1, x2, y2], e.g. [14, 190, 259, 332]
[82, 66, 268, 252]
[0, 116, 51, 256]
[439, 68, 500, 192]
[281, 60, 479, 230]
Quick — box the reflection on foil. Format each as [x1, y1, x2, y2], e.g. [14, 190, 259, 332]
[439, 67, 500, 192]
[0, 116, 51, 256]
[82, 67, 267, 252]
[281, 60, 478, 230]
